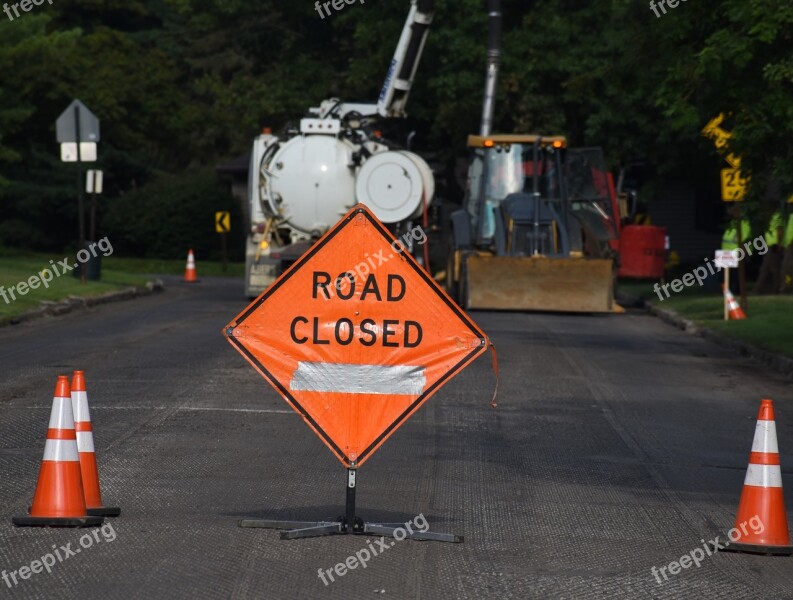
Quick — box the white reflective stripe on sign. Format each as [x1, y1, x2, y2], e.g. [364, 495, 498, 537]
[48, 397, 76, 429]
[76, 431, 95, 453]
[744, 464, 783, 488]
[43, 439, 80, 462]
[71, 391, 91, 423]
[751, 420, 779, 454]
[290, 362, 426, 396]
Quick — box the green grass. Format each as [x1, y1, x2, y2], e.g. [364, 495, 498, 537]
[0, 256, 148, 318]
[618, 279, 715, 302]
[708, 298, 793, 356]
[0, 251, 243, 320]
[620, 279, 793, 358]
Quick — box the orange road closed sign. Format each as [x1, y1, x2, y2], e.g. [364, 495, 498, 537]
[224, 205, 490, 467]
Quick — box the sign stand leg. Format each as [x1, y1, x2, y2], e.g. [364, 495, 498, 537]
[737, 208, 748, 314]
[221, 232, 228, 273]
[345, 468, 361, 533]
[238, 467, 462, 542]
[724, 267, 730, 321]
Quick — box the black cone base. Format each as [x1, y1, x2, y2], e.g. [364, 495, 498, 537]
[12, 515, 104, 528]
[721, 541, 793, 556]
[87, 506, 121, 517]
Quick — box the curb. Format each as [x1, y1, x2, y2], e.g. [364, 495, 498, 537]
[638, 295, 793, 379]
[0, 279, 165, 328]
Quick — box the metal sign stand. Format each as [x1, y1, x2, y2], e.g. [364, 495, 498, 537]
[238, 466, 462, 543]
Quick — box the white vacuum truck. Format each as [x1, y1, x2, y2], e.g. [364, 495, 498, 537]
[245, 0, 435, 297]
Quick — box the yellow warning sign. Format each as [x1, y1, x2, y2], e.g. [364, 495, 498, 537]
[702, 114, 740, 168]
[721, 169, 746, 202]
[215, 211, 231, 233]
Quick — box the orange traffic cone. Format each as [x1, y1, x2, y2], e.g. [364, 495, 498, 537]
[71, 371, 120, 517]
[13, 376, 104, 527]
[722, 285, 747, 320]
[723, 399, 793, 555]
[184, 249, 198, 283]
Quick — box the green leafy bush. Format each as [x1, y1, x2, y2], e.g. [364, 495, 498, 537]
[102, 172, 245, 261]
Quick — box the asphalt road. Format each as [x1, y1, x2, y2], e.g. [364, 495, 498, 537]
[1, 277, 792, 599]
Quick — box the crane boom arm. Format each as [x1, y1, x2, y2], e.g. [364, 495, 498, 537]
[376, 0, 434, 118]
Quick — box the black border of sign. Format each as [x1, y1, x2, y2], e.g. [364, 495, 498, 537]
[227, 207, 488, 466]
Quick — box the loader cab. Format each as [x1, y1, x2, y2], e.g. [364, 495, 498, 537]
[462, 134, 570, 255]
[446, 134, 619, 312]
[459, 136, 618, 258]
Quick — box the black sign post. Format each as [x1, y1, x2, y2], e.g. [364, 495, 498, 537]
[57, 100, 100, 283]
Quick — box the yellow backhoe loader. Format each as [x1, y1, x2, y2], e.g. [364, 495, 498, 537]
[446, 135, 620, 312]
[445, 0, 620, 313]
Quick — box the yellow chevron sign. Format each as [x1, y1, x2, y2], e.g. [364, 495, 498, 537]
[215, 211, 231, 233]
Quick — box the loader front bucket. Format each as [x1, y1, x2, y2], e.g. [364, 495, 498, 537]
[465, 255, 619, 313]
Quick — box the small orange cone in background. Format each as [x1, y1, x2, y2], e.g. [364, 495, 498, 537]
[71, 371, 120, 517]
[184, 249, 198, 283]
[13, 376, 104, 527]
[722, 285, 747, 320]
[723, 399, 793, 555]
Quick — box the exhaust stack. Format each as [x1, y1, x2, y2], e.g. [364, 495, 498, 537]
[479, 0, 502, 137]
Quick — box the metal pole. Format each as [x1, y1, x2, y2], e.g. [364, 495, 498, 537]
[555, 149, 569, 247]
[75, 105, 86, 284]
[737, 207, 748, 313]
[345, 468, 356, 532]
[724, 267, 730, 321]
[90, 185, 97, 242]
[532, 139, 540, 255]
[221, 232, 228, 273]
